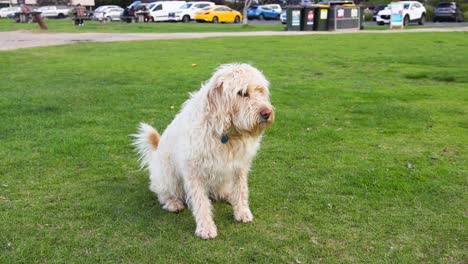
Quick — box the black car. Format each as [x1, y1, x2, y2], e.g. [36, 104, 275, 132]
[433, 2, 464, 22]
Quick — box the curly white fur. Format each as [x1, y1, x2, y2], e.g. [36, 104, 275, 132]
[132, 63, 274, 239]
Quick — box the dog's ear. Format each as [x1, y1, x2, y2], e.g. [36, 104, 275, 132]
[207, 82, 231, 135]
[207, 82, 223, 113]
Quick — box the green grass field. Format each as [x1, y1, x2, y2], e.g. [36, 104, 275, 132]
[1, 32, 467, 263]
[0, 18, 284, 33]
[1, 18, 465, 33]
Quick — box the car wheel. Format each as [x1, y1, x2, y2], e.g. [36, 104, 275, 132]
[213, 16, 218, 23]
[403, 15, 409, 26]
[377, 21, 384, 25]
[234, 16, 240, 23]
[182, 15, 190, 23]
[259, 14, 264, 20]
[107, 16, 112, 22]
[418, 13, 425, 25]
[58, 13, 65, 19]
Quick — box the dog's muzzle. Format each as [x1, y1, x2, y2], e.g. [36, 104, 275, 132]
[259, 108, 273, 123]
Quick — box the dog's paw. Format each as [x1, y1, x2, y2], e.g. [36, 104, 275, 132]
[234, 207, 254, 223]
[162, 199, 185, 213]
[195, 224, 218, 240]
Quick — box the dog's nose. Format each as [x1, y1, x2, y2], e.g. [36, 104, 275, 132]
[260, 108, 272, 121]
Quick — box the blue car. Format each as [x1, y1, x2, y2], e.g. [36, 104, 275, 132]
[247, 5, 281, 20]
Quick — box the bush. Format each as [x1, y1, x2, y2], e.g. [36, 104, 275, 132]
[425, 5, 434, 21]
[364, 11, 374, 21]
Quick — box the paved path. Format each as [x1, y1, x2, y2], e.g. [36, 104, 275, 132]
[1, 27, 467, 51]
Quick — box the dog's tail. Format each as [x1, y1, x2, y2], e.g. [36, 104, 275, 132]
[131, 122, 160, 169]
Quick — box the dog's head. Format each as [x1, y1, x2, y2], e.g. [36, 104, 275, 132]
[205, 63, 274, 137]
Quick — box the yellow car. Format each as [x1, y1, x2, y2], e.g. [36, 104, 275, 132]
[194, 5, 242, 23]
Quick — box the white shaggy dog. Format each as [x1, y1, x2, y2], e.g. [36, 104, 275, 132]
[132, 63, 274, 239]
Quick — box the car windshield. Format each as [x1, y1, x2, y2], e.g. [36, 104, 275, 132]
[96, 7, 111, 12]
[436, 3, 453, 8]
[128, 1, 141, 9]
[180, 3, 192, 9]
[201, 6, 211, 10]
[376, 5, 386, 11]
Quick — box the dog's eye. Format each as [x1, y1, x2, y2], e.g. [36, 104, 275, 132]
[237, 90, 249, 97]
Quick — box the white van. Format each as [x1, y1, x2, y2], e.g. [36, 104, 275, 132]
[168, 1, 214, 22]
[147, 1, 186, 22]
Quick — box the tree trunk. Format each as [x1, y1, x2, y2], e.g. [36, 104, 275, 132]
[242, 0, 252, 25]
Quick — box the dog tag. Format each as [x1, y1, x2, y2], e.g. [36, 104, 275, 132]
[221, 135, 229, 144]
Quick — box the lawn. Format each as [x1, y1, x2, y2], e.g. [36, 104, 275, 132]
[0, 32, 467, 263]
[0, 18, 284, 33]
[1, 18, 465, 33]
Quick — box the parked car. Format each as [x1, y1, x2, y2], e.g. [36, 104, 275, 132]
[194, 5, 242, 23]
[127, 1, 153, 10]
[247, 5, 281, 20]
[0, 6, 20, 18]
[88, 5, 119, 20]
[375, 5, 390, 24]
[262, 4, 282, 13]
[93, 6, 124, 21]
[280, 10, 286, 24]
[169, 1, 214, 22]
[433, 2, 464, 22]
[376, 1, 426, 26]
[93, 5, 120, 14]
[371, 5, 386, 21]
[147, 1, 186, 22]
[35, 5, 70, 18]
[128, 1, 141, 9]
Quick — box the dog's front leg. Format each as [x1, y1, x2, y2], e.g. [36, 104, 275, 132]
[185, 176, 217, 239]
[231, 169, 254, 223]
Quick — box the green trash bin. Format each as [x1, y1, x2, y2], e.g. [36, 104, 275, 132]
[286, 6, 302, 31]
[314, 5, 329, 31]
[301, 7, 316, 31]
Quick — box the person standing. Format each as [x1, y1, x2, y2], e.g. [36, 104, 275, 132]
[74, 4, 86, 26]
[127, 6, 135, 23]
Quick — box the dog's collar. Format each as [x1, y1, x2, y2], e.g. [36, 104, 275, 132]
[221, 134, 229, 144]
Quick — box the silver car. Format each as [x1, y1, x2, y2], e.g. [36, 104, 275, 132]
[280, 11, 286, 24]
[93, 6, 124, 22]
